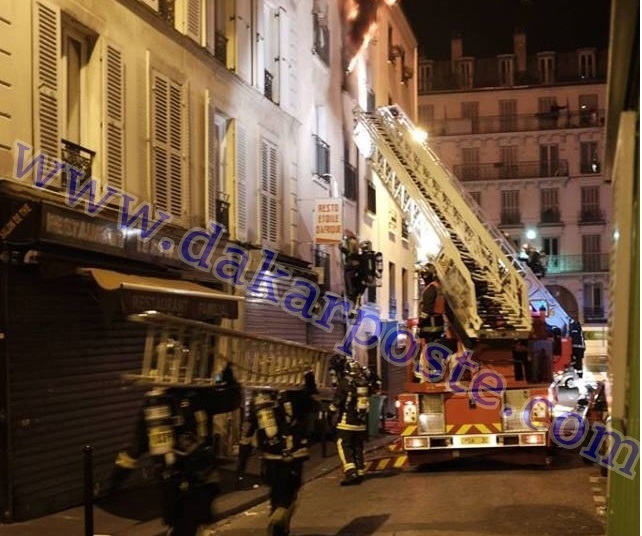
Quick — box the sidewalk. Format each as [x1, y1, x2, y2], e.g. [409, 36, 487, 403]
[0, 434, 396, 536]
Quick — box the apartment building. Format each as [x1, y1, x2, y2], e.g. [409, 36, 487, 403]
[416, 31, 610, 329]
[0, 0, 419, 520]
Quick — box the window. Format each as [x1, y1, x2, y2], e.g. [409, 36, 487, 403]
[469, 191, 481, 206]
[205, 99, 230, 229]
[367, 284, 377, 304]
[580, 141, 600, 173]
[418, 61, 434, 92]
[456, 58, 474, 89]
[205, 0, 229, 64]
[537, 52, 555, 84]
[538, 97, 562, 129]
[313, 135, 330, 179]
[580, 186, 602, 223]
[461, 147, 479, 180]
[539, 144, 560, 177]
[388, 208, 398, 235]
[500, 145, 518, 178]
[540, 188, 560, 223]
[543, 237, 559, 271]
[498, 55, 515, 86]
[401, 220, 409, 240]
[260, 138, 279, 245]
[151, 69, 186, 220]
[500, 190, 520, 225]
[388, 262, 397, 319]
[582, 234, 602, 271]
[176, 0, 203, 45]
[579, 94, 599, 126]
[401, 268, 409, 318]
[262, 3, 281, 103]
[312, 0, 329, 65]
[499, 99, 517, 131]
[236, 124, 248, 241]
[583, 282, 604, 321]
[367, 180, 377, 214]
[462, 102, 479, 133]
[313, 244, 330, 289]
[343, 143, 357, 201]
[418, 104, 434, 128]
[578, 48, 596, 79]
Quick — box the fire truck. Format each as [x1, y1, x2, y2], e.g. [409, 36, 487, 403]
[353, 105, 572, 465]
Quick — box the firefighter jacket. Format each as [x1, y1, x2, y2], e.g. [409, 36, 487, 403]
[569, 321, 585, 349]
[329, 375, 370, 432]
[239, 390, 310, 462]
[419, 281, 446, 334]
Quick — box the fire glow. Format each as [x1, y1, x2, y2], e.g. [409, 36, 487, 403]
[344, 0, 397, 72]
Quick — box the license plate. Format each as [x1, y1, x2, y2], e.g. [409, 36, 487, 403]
[461, 436, 490, 446]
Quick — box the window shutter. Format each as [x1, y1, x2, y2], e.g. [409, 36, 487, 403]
[268, 143, 278, 244]
[235, 124, 248, 241]
[255, 1, 265, 93]
[235, 0, 252, 82]
[259, 139, 279, 245]
[287, 15, 298, 113]
[33, 0, 61, 183]
[186, 0, 202, 43]
[205, 90, 218, 223]
[151, 70, 184, 220]
[104, 42, 125, 190]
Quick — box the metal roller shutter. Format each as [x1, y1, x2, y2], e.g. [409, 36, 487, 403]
[6, 266, 148, 521]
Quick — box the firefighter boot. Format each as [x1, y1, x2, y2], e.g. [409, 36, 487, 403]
[340, 469, 360, 486]
[267, 507, 289, 536]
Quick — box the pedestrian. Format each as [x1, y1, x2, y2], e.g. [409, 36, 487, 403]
[110, 386, 221, 536]
[328, 358, 371, 486]
[569, 317, 586, 378]
[237, 388, 312, 536]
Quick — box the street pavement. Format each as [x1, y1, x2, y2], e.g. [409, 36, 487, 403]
[208, 447, 606, 536]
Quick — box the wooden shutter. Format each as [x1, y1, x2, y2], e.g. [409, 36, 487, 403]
[151, 70, 184, 220]
[235, 0, 252, 82]
[287, 12, 297, 113]
[178, 0, 203, 44]
[103, 41, 125, 190]
[255, 0, 265, 93]
[235, 124, 248, 241]
[33, 0, 61, 183]
[205, 90, 217, 223]
[260, 139, 278, 245]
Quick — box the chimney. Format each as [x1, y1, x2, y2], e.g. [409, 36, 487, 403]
[513, 27, 527, 73]
[451, 32, 463, 68]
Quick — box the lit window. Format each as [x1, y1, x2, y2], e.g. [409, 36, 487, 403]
[498, 55, 515, 87]
[578, 48, 596, 79]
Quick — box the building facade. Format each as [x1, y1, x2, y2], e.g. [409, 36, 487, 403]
[0, 0, 419, 520]
[416, 31, 611, 329]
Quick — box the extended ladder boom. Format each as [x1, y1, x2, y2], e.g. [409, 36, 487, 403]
[354, 106, 570, 338]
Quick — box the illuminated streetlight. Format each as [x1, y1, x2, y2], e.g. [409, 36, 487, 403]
[525, 229, 537, 240]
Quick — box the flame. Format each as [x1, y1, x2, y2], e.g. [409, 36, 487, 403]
[343, 0, 398, 73]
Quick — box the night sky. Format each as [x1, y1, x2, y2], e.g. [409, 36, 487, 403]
[399, 0, 612, 59]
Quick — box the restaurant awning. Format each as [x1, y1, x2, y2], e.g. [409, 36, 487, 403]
[78, 267, 242, 319]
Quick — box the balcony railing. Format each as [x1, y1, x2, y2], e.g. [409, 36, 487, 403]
[401, 220, 409, 240]
[540, 208, 562, 225]
[423, 110, 605, 137]
[314, 135, 330, 179]
[578, 208, 606, 224]
[159, 0, 175, 24]
[453, 160, 568, 182]
[389, 298, 397, 320]
[215, 191, 230, 230]
[61, 139, 95, 189]
[500, 211, 522, 226]
[583, 307, 606, 322]
[214, 31, 227, 64]
[312, 12, 330, 65]
[544, 254, 610, 274]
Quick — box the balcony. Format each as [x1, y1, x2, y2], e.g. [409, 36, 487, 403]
[453, 160, 568, 182]
[578, 208, 606, 224]
[583, 307, 606, 323]
[424, 110, 605, 137]
[61, 139, 95, 190]
[215, 191, 230, 230]
[499, 211, 522, 226]
[214, 31, 227, 64]
[159, 0, 175, 24]
[312, 12, 330, 65]
[545, 254, 610, 274]
[540, 208, 562, 225]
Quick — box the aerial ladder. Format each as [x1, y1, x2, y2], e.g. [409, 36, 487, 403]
[353, 105, 570, 339]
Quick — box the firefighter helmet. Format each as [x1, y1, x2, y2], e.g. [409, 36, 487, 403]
[420, 263, 438, 284]
[344, 359, 362, 377]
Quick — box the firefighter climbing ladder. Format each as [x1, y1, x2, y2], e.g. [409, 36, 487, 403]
[123, 311, 333, 389]
[354, 106, 570, 338]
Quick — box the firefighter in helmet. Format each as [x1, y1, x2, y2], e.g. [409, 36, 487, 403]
[111, 385, 221, 536]
[237, 388, 311, 536]
[328, 358, 371, 486]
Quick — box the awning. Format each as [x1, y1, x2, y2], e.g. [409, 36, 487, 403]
[79, 267, 242, 319]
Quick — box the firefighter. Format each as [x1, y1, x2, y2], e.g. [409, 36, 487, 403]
[328, 358, 371, 486]
[569, 317, 586, 378]
[237, 388, 311, 536]
[414, 263, 446, 381]
[110, 386, 220, 536]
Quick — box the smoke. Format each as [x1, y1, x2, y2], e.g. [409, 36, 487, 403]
[343, 0, 397, 72]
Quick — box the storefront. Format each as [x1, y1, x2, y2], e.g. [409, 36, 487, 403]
[0, 183, 239, 521]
